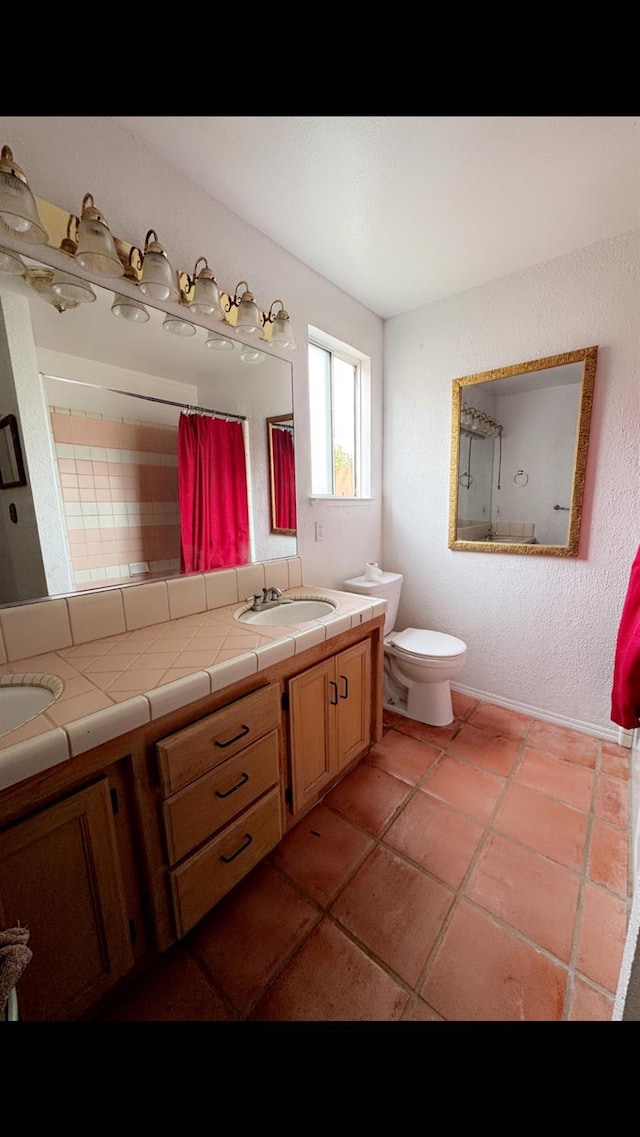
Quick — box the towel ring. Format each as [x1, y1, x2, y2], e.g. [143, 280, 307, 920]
[513, 470, 528, 486]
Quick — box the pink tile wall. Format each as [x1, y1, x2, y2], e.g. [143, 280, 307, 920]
[50, 410, 180, 587]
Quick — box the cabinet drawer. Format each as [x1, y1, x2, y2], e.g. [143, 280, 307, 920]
[169, 786, 283, 937]
[156, 684, 280, 795]
[163, 731, 280, 864]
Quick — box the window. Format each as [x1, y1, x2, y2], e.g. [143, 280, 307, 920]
[308, 327, 370, 499]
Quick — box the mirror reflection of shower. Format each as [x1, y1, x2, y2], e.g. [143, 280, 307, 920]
[457, 404, 503, 534]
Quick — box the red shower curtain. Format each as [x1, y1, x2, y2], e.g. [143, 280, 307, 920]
[178, 413, 250, 572]
[272, 426, 296, 531]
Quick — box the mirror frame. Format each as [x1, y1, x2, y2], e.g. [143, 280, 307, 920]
[267, 413, 296, 536]
[448, 345, 598, 557]
[0, 414, 27, 489]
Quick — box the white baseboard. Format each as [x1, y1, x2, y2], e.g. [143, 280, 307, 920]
[450, 681, 627, 745]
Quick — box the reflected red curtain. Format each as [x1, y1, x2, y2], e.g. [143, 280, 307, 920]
[178, 413, 249, 572]
[272, 426, 296, 531]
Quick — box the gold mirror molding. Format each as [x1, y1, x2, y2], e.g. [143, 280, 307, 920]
[31, 196, 282, 343]
[448, 346, 598, 557]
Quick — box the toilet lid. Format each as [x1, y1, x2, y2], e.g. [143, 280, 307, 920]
[386, 628, 466, 658]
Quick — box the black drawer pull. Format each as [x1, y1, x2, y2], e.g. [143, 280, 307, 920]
[220, 832, 253, 863]
[329, 680, 338, 705]
[340, 675, 349, 699]
[214, 724, 250, 748]
[215, 772, 249, 798]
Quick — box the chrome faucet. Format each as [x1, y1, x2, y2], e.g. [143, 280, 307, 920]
[248, 587, 284, 611]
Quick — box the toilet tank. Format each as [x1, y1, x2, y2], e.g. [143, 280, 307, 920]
[342, 571, 403, 635]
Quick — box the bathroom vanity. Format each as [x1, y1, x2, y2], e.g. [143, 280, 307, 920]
[0, 564, 384, 1021]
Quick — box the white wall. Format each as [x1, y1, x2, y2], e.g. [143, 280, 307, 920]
[0, 116, 385, 595]
[383, 232, 640, 737]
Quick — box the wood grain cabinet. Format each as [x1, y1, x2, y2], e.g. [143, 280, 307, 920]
[0, 776, 135, 1021]
[288, 638, 371, 814]
[155, 684, 284, 938]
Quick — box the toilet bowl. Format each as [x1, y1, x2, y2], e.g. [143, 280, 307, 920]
[342, 570, 467, 727]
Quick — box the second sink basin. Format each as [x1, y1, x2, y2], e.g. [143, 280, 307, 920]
[237, 599, 337, 626]
[0, 674, 64, 736]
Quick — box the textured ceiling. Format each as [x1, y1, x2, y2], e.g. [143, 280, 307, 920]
[110, 116, 640, 320]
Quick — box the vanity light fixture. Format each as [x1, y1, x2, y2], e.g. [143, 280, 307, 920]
[163, 314, 196, 337]
[73, 193, 124, 278]
[228, 281, 263, 334]
[181, 256, 225, 319]
[239, 347, 265, 364]
[111, 293, 150, 323]
[138, 230, 179, 303]
[264, 299, 296, 350]
[0, 245, 26, 275]
[24, 267, 84, 313]
[0, 146, 48, 245]
[50, 270, 97, 305]
[205, 333, 235, 351]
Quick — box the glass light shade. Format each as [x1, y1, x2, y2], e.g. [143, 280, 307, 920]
[74, 196, 124, 278]
[111, 293, 150, 322]
[139, 235, 178, 302]
[0, 147, 48, 244]
[190, 270, 224, 318]
[240, 348, 265, 364]
[163, 315, 196, 337]
[205, 334, 235, 352]
[0, 245, 25, 275]
[51, 272, 96, 304]
[269, 311, 296, 349]
[234, 288, 262, 334]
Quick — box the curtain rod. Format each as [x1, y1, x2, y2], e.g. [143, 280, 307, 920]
[42, 374, 246, 422]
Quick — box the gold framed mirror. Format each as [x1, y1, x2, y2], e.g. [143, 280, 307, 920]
[267, 413, 296, 536]
[448, 346, 598, 557]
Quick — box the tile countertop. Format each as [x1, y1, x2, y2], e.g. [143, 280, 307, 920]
[0, 587, 385, 792]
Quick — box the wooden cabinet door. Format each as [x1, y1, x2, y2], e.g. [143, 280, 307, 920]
[0, 778, 134, 1021]
[334, 639, 371, 772]
[288, 658, 336, 813]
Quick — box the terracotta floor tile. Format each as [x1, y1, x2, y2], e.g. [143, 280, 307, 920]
[421, 754, 505, 824]
[249, 917, 410, 1021]
[451, 691, 479, 720]
[330, 844, 454, 986]
[187, 862, 321, 1015]
[365, 729, 440, 785]
[402, 996, 444, 1021]
[464, 832, 580, 962]
[588, 818, 629, 897]
[467, 702, 533, 740]
[383, 708, 401, 730]
[393, 716, 462, 748]
[269, 804, 374, 907]
[575, 882, 629, 993]
[447, 722, 522, 777]
[526, 720, 598, 768]
[420, 899, 568, 1021]
[384, 791, 485, 889]
[567, 977, 614, 1021]
[594, 772, 630, 828]
[323, 762, 412, 836]
[601, 742, 630, 781]
[515, 747, 594, 811]
[101, 946, 233, 1021]
[493, 782, 588, 871]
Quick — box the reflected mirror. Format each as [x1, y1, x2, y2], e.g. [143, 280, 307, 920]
[0, 254, 295, 606]
[448, 346, 597, 557]
[267, 414, 296, 536]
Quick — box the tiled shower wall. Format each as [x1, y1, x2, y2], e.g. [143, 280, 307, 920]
[49, 409, 180, 589]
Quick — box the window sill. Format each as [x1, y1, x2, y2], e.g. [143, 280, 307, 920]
[309, 496, 376, 504]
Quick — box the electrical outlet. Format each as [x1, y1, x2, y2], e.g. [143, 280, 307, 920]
[315, 521, 324, 542]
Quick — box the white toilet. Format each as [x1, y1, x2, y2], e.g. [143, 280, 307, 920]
[342, 570, 467, 727]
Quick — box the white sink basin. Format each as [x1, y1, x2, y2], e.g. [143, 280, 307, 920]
[0, 674, 63, 736]
[237, 599, 337, 626]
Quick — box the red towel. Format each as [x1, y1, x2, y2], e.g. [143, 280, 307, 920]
[611, 546, 640, 729]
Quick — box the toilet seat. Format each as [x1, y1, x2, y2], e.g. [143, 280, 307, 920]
[385, 627, 466, 661]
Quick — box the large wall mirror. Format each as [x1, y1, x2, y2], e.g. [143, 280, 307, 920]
[0, 254, 295, 607]
[448, 346, 598, 557]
